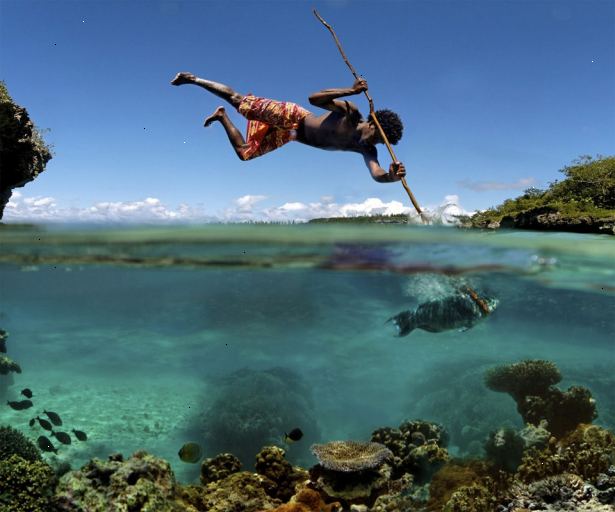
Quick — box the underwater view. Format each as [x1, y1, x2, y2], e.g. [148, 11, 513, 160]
[1, 223, 614, 511]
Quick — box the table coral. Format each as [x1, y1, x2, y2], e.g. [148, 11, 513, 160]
[484, 360, 561, 401]
[311, 441, 392, 473]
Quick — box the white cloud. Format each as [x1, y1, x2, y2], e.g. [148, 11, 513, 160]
[3, 193, 474, 225]
[458, 177, 536, 192]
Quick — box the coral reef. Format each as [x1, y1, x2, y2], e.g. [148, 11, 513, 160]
[200, 452, 242, 484]
[484, 360, 561, 401]
[179, 471, 281, 512]
[427, 461, 489, 511]
[308, 440, 407, 506]
[311, 441, 392, 473]
[54, 451, 184, 511]
[518, 420, 550, 450]
[519, 385, 597, 438]
[0, 424, 42, 462]
[202, 367, 319, 465]
[0, 81, 53, 219]
[443, 483, 497, 512]
[517, 424, 615, 483]
[502, 472, 615, 511]
[484, 428, 525, 473]
[0, 454, 57, 512]
[371, 419, 449, 483]
[255, 446, 308, 501]
[264, 488, 341, 512]
[485, 360, 597, 438]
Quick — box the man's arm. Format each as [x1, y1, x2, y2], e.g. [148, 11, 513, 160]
[308, 78, 368, 117]
[363, 148, 407, 183]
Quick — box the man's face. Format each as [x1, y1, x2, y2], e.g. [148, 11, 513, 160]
[360, 121, 380, 144]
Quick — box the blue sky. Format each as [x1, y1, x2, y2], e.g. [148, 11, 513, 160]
[1, 0, 613, 222]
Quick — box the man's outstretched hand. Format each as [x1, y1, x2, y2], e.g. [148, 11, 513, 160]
[389, 161, 406, 181]
[352, 77, 368, 94]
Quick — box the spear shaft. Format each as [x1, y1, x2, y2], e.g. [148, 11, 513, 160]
[313, 9, 426, 222]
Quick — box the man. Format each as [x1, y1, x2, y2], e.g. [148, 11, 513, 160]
[171, 72, 406, 183]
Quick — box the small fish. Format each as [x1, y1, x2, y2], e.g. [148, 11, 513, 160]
[284, 428, 303, 443]
[43, 410, 62, 426]
[178, 442, 202, 463]
[52, 431, 72, 445]
[7, 399, 33, 410]
[36, 416, 53, 432]
[29, 418, 35, 427]
[21, 388, 33, 399]
[387, 289, 499, 337]
[37, 435, 58, 454]
[72, 429, 88, 441]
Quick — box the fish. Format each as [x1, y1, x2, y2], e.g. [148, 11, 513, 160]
[36, 416, 53, 432]
[37, 435, 58, 454]
[52, 431, 72, 445]
[21, 388, 33, 399]
[284, 428, 304, 443]
[72, 429, 88, 441]
[178, 442, 202, 463]
[7, 399, 33, 410]
[43, 410, 62, 426]
[387, 289, 499, 337]
[29, 418, 35, 427]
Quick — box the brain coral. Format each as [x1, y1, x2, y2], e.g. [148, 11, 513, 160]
[310, 441, 392, 472]
[484, 360, 561, 401]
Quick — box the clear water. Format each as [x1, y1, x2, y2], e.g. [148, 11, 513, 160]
[1, 224, 614, 486]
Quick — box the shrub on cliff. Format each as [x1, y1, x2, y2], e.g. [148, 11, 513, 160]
[470, 155, 615, 226]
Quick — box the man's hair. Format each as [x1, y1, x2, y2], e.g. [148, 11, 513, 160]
[369, 109, 404, 145]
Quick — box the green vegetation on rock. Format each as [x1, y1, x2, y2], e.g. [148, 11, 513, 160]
[469, 155, 615, 234]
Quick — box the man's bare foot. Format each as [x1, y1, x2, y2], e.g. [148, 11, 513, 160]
[204, 106, 225, 127]
[171, 72, 196, 86]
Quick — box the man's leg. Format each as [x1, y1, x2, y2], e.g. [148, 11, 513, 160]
[204, 107, 250, 161]
[171, 72, 243, 109]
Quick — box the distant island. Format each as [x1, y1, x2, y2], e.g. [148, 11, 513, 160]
[309, 156, 615, 235]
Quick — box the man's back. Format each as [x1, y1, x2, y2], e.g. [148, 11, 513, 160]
[296, 109, 369, 154]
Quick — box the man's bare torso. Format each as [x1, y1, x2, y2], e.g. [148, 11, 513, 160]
[296, 111, 374, 156]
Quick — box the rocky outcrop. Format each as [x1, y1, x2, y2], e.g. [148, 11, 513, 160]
[0, 81, 52, 220]
[470, 207, 615, 235]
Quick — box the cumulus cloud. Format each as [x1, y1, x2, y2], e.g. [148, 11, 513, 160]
[4, 192, 211, 223]
[458, 177, 536, 192]
[4, 192, 474, 225]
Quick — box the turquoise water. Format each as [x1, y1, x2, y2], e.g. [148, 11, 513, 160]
[0, 224, 614, 485]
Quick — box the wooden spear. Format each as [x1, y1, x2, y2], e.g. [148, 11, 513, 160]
[313, 9, 427, 223]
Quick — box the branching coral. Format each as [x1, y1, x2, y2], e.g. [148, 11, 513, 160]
[0, 425, 41, 462]
[371, 419, 449, 483]
[200, 453, 241, 485]
[255, 446, 308, 502]
[0, 454, 56, 512]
